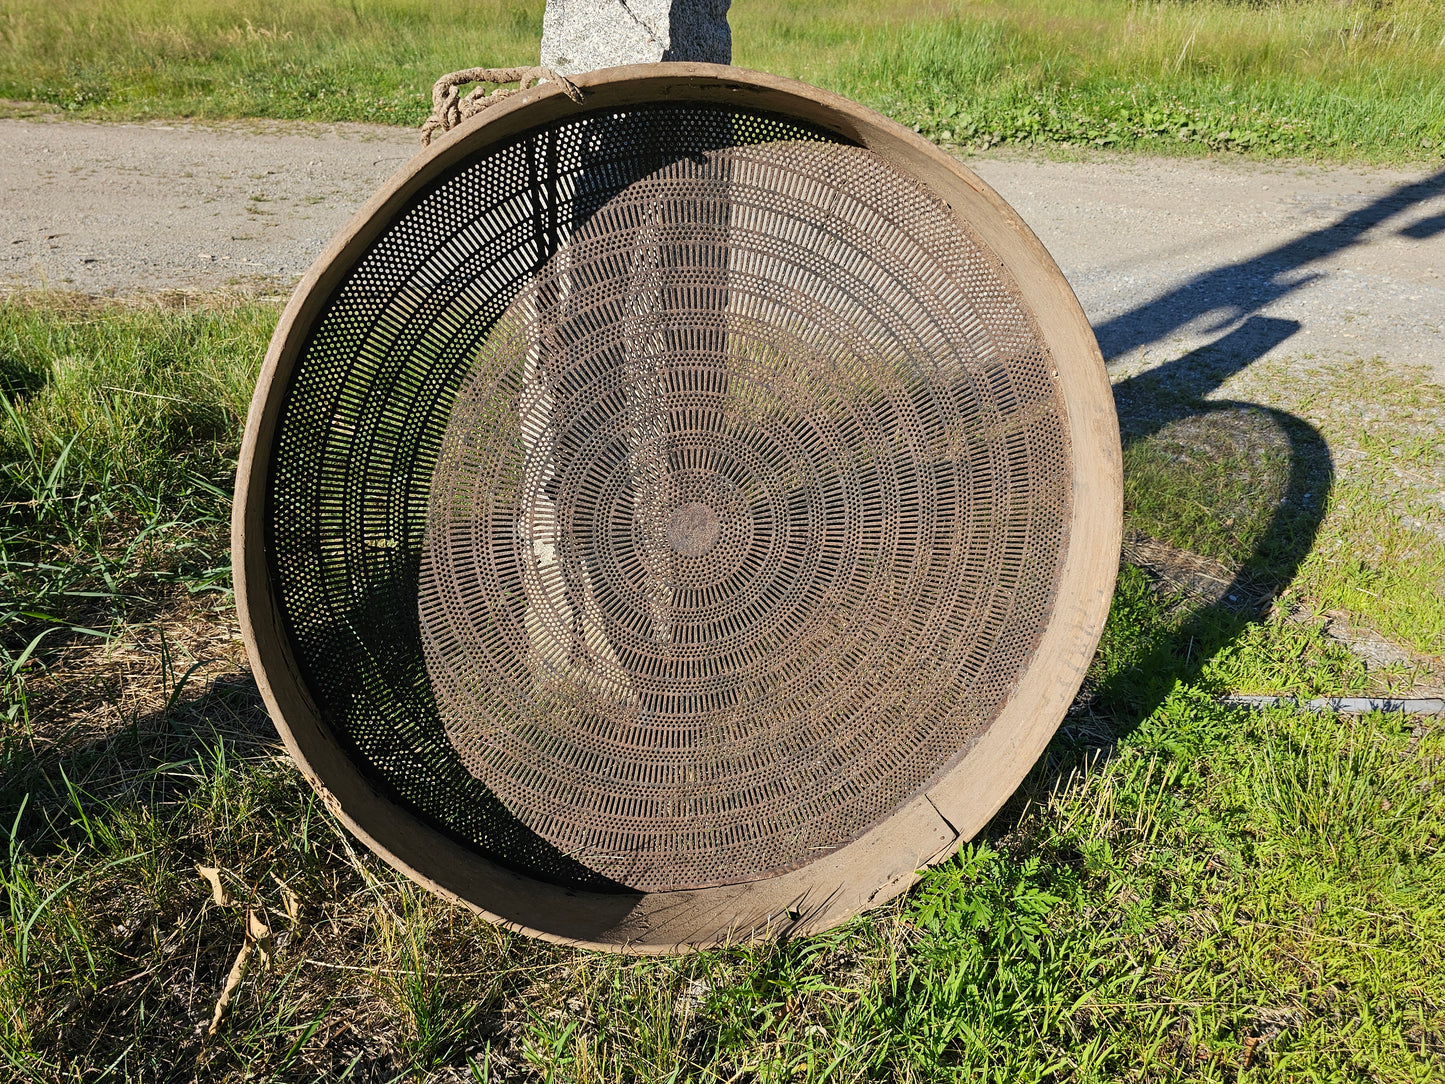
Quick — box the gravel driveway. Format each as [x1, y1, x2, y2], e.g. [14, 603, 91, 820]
[2, 116, 1442, 386]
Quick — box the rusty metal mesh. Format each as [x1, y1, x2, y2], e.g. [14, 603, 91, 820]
[266, 103, 1071, 894]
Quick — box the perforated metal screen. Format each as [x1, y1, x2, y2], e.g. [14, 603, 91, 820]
[264, 101, 1072, 896]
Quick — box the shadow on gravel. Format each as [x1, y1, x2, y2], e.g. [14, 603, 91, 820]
[1092, 166, 1445, 363]
[1399, 212, 1445, 242]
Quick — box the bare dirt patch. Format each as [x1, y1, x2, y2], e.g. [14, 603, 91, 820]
[14, 590, 255, 766]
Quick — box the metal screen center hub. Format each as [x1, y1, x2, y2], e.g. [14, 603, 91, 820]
[666, 501, 720, 557]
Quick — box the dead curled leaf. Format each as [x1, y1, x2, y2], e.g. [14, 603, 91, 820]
[249, 909, 274, 970]
[271, 872, 302, 928]
[195, 864, 229, 908]
[207, 933, 251, 1036]
[195, 864, 302, 1036]
[206, 908, 272, 1037]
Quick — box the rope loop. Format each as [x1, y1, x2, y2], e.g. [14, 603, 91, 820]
[420, 66, 583, 146]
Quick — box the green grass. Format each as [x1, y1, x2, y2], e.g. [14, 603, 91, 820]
[0, 0, 1442, 162]
[1, 295, 271, 725]
[1283, 362, 1445, 658]
[2, 293, 1442, 1080]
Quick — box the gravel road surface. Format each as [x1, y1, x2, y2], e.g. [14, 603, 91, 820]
[2, 116, 1442, 385]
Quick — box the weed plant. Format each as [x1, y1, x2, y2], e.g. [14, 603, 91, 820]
[0, 0, 1441, 163]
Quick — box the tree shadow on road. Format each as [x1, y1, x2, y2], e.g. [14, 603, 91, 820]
[1092, 167, 1445, 363]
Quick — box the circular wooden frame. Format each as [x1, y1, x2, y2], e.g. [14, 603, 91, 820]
[233, 64, 1121, 952]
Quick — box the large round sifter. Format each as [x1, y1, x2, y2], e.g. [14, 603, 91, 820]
[234, 65, 1121, 951]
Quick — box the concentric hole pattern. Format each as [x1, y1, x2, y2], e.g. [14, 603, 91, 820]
[266, 104, 1071, 895]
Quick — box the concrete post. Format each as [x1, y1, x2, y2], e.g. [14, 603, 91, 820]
[521, 1, 732, 691]
[541, 0, 731, 73]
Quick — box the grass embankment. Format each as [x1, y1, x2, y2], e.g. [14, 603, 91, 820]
[2, 295, 1443, 1080]
[0, 0, 1442, 163]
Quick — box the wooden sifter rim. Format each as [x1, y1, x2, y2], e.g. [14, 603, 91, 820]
[232, 63, 1121, 952]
